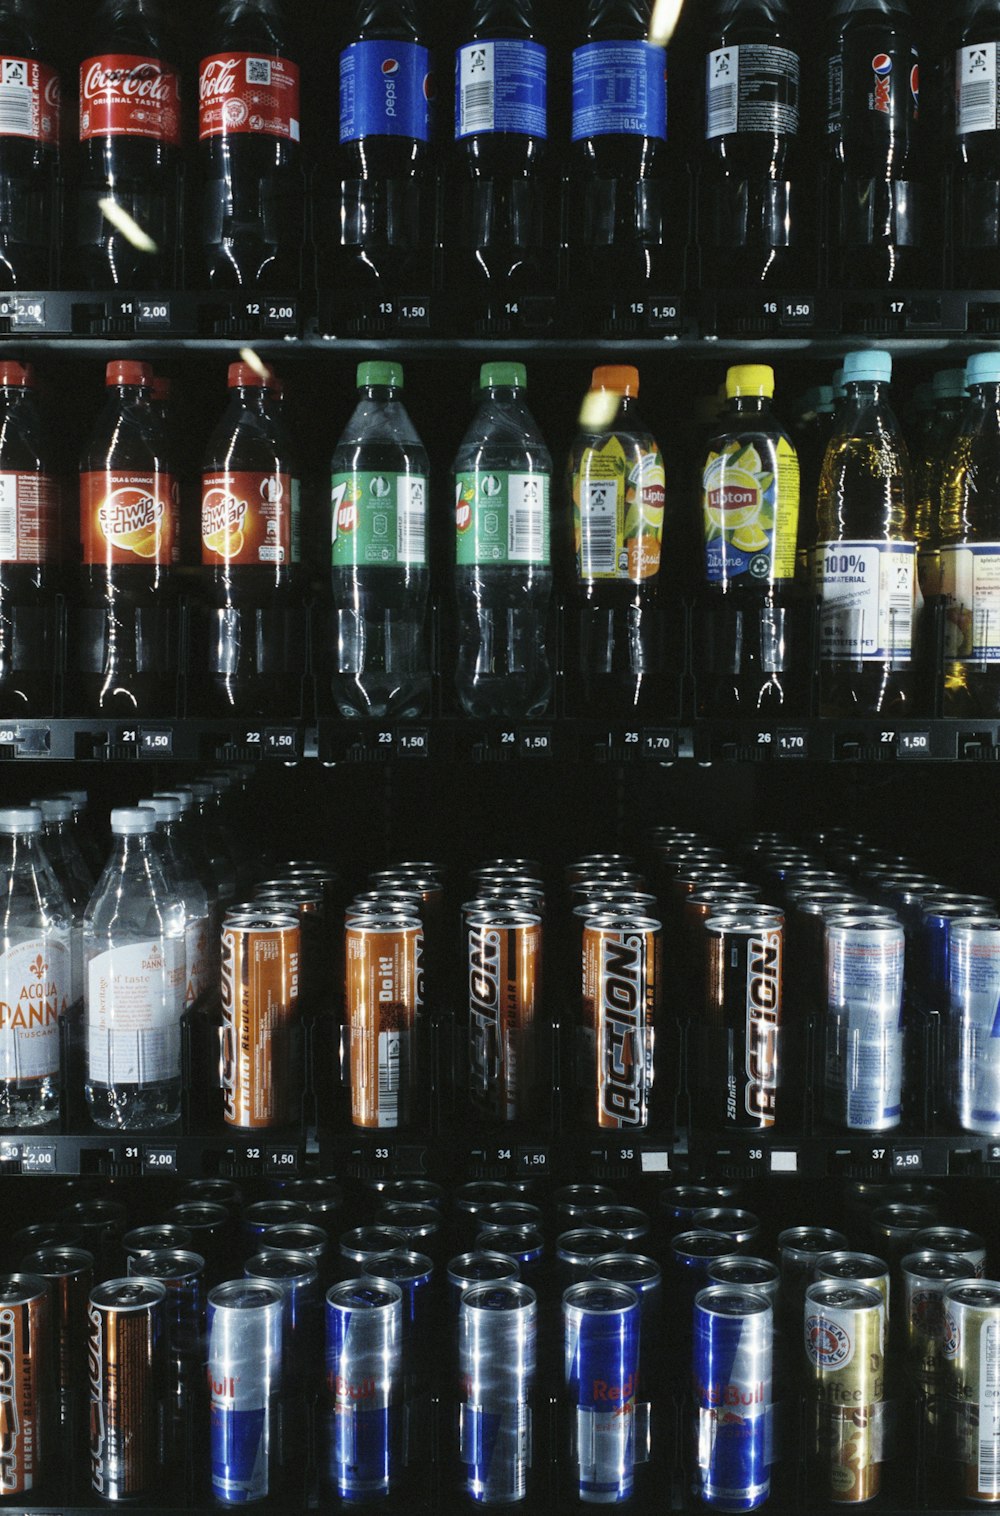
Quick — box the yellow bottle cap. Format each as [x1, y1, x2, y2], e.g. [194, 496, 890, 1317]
[726, 365, 775, 400]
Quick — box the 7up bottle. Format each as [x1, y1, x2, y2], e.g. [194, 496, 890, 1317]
[453, 362, 553, 720]
[330, 362, 431, 720]
[698, 365, 806, 715]
[568, 366, 665, 716]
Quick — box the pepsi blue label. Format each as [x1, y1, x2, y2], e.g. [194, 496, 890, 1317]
[339, 40, 432, 144]
[456, 40, 547, 140]
[571, 41, 667, 142]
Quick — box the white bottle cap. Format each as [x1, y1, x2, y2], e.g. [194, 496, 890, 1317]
[154, 790, 193, 814]
[188, 782, 214, 802]
[110, 808, 157, 836]
[140, 797, 181, 822]
[33, 798, 73, 823]
[0, 807, 42, 835]
[56, 789, 88, 810]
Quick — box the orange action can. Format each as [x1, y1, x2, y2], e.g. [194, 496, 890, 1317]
[346, 915, 423, 1129]
[466, 909, 542, 1123]
[220, 910, 300, 1129]
[581, 913, 660, 1129]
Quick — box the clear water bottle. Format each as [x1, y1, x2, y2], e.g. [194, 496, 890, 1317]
[54, 788, 101, 883]
[330, 361, 431, 719]
[188, 781, 238, 910]
[153, 786, 221, 982]
[452, 362, 552, 719]
[83, 806, 186, 1131]
[0, 806, 72, 1127]
[32, 796, 91, 1008]
[139, 796, 211, 1010]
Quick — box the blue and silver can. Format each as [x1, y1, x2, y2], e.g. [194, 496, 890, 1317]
[693, 1285, 773, 1512]
[325, 1279, 403, 1502]
[922, 898, 996, 1007]
[128, 1247, 204, 1360]
[447, 1252, 519, 1312]
[824, 917, 905, 1131]
[474, 1225, 544, 1278]
[207, 1280, 284, 1505]
[361, 1251, 435, 1378]
[588, 1253, 662, 1390]
[244, 1250, 321, 1388]
[948, 918, 1000, 1135]
[563, 1281, 640, 1504]
[459, 1281, 537, 1504]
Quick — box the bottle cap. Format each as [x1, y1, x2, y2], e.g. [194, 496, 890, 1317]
[357, 361, 403, 390]
[0, 807, 42, 835]
[965, 353, 1000, 389]
[228, 361, 276, 390]
[57, 789, 88, 809]
[480, 362, 526, 390]
[140, 796, 181, 822]
[33, 798, 73, 823]
[106, 360, 152, 389]
[154, 790, 193, 814]
[726, 365, 774, 400]
[150, 375, 171, 404]
[815, 386, 835, 413]
[201, 773, 234, 793]
[832, 367, 846, 398]
[933, 368, 968, 400]
[0, 361, 32, 389]
[591, 366, 639, 398]
[110, 807, 157, 836]
[188, 782, 215, 802]
[842, 350, 892, 385]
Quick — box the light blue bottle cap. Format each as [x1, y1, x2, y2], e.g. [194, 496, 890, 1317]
[965, 353, 1000, 389]
[843, 350, 892, 385]
[816, 386, 835, 413]
[933, 368, 968, 400]
[832, 368, 846, 398]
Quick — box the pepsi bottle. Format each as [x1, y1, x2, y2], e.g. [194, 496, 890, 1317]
[448, 0, 553, 302]
[198, 0, 303, 290]
[568, 0, 678, 296]
[324, 0, 436, 296]
[0, 0, 59, 289]
[75, 0, 183, 290]
[949, 0, 1000, 287]
[824, 0, 927, 288]
[700, 0, 807, 287]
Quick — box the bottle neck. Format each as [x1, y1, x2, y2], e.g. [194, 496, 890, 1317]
[483, 385, 522, 403]
[728, 395, 770, 415]
[362, 385, 401, 403]
[970, 384, 1000, 408]
[845, 380, 889, 404]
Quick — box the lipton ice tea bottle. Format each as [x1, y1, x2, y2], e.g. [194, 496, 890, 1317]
[76, 359, 181, 716]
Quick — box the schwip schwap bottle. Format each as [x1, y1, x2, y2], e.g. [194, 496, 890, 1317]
[453, 362, 552, 720]
[84, 806, 186, 1130]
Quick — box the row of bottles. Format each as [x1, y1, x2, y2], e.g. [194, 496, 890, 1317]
[7, 0, 1000, 293]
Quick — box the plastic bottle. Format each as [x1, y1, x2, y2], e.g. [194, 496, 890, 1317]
[0, 360, 60, 716]
[0, 0, 60, 288]
[75, 0, 183, 290]
[84, 806, 186, 1130]
[453, 362, 552, 719]
[76, 359, 181, 717]
[187, 781, 237, 910]
[32, 796, 91, 1008]
[700, 0, 805, 287]
[824, 0, 926, 288]
[198, 0, 303, 289]
[567, 365, 666, 715]
[449, 0, 553, 297]
[327, 0, 435, 293]
[54, 789, 102, 883]
[938, 351, 1000, 715]
[915, 368, 967, 602]
[152, 786, 221, 978]
[330, 361, 430, 719]
[200, 361, 304, 718]
[816, 349, 917, 716]
[139, 796, 211, 1009]
[697, 365, 805, 715]
[0, 806, 72, 1128]
[569, 0, 675, 295]
[794, 386, 835, 580]
[949, 0, 1000, 288]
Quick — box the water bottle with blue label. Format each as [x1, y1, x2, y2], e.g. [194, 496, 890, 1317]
[448, 0, 554, 300]
[326, 0, 436, 295]
[568, 0, 678, 296]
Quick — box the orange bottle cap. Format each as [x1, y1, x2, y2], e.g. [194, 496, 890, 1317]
[591, 365, 639, 398]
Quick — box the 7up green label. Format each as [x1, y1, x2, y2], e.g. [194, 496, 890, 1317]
[331, 470, 427, 567]
[455, 470, 550, 566]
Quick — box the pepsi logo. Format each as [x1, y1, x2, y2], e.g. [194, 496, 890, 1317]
[872, 54, 893, 77]
[910, 63, 920, 106]
[382, 59, 399, 76]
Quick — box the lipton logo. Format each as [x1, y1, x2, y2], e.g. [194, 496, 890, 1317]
[83, 59, 175, 104]
[99, 487, 164, 557]
[200, 57, 240, 101]
[709, 486, 757, 511]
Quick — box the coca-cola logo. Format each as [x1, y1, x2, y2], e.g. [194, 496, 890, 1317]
[44, 72, 61, 109]
[200, 57, 239, 101]
[83, 59, 175, 104]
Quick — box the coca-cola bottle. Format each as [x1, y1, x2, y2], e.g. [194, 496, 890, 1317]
[198, 0, 304, 289]
[323, 0, 436, 294]
[199, 362, 303, 717]
[0, 0, 60, 289]
[0, 361, 59, 715]
[75, 0, 183, 290]
[75, 359, 181, 716]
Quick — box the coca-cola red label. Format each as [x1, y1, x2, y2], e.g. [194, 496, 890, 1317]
[0, 58, 60, 144]
[202, 470, 300, 566]
[199, 52, 300, 142]
[80, 471, 179, 566]
[79, 54, 181, 145]
[0, 472, 57, 563]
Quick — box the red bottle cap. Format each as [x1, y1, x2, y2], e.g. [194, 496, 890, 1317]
[228, 361, 276, 390]
[0, 362, 33, 388]
[106, 360, 152, 389]
[150, 375, 171, 404]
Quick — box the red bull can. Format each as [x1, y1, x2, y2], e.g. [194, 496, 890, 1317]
[208, 1279, 284, 1505]
[824, 917, 905, 1131]
[694, 1285, 773, 1511]
[949, 919, 1000, 1135]
[324, 1279, 404, 1502]
[459, 1281, 537, 1504]
[563, 1281, 641, 1504]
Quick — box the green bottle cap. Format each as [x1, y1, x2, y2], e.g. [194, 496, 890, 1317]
[481, 362, 526, 390]
[357, 361, 403, 390]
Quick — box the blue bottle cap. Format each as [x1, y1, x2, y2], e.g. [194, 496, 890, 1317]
[965, 353, 1000, 389]
[933, 367, 969, 400]
[832, 368, 846, 398]
[842, 350, 892, 385]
